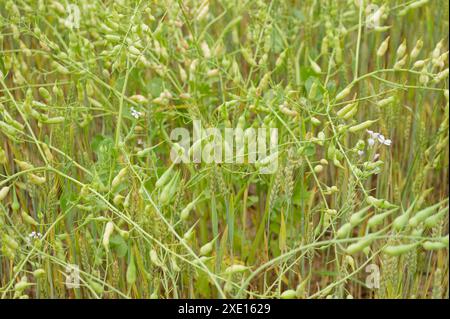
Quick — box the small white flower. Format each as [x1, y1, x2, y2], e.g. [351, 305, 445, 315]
[366, 130, 392, 146]
[130, 107, 142, 119]
[27, 232, 42, 242]
[358, 150, 365, 156]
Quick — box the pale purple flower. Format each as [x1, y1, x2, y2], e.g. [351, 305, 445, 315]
[366, 130, 392, 147]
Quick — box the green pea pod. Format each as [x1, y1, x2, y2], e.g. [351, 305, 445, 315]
[21, 210, 39, 226]
[422, 241, 448, 251]
[368, 209, 396, 229]
[336, 102, 357, 118]
[346, 235, 375, 254]
[155, 162, 175, 189]
[336, 222, 353, 239]
[349, 120, 378, 133]
[126, 252, 137, 285]
[0, 186, 10, 201]
[409, 201, 445, 227]
[383, 242, 418, 256]
[350, 207, 370, 227]
[424, 208, 448, 228]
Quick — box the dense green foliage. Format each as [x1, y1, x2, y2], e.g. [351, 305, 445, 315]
[0, 0, 448, 299]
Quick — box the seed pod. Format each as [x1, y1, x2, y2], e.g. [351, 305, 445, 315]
[28, 174, 46, 185]
[368, 210, 394, 229]
[279, 102, 298, 117]
[128, 45, 141, 56]
[345, 235, 375, 254]
[159, 172, 179, 205]
[409, 201, 443, 227]
[336, 222, 353, 239]
[377, 96, 395, 107]
[207, 68, 219, 77]
[374, 25, 391, 32]
[126, 253, 137, 285]
[52, 61, 69, 75]
[21, 210, 38, 226]
[87, 280, 104, 296]
[33, 269, 45, 279]
[422, 241, 448, 251]
[180, 195, 201, 220]
[413, 59, 427, 69]
[309, 57, 322, 74]
[3, 234, 19, 250]
[102, 221, 114, 250]
[335, 85, 353, 101]
[342, 105, 358, 120]
[150, 249, 163, 267]
[14, 277, 31, 293]
[432, 40, 443, 60]
[155, 163, 175, 189]
[396, 39, 407, 59]
[394, 210, 411, 231]
[434, 69, 449, 83]
[377, 36, 390, 57]
[0, 186, 10, 201]
[280, 289, 297, 299]
[394, 54, 408, 69]
[350, 209, 368, 227]
[424, 208, 448, 228]
[411, 39, 423, 59]
[38, 87, 51, 101]
[337, 102, 357, 118]
[311, 117, 321, 126]
[0, 120, 18, 136]
[111, 167, 127, 189]
[113, 194, 124, 206]
[201, 41, 211, 58]
[200, 238, 215, 256]
[349, 120, 377, 133]
[383, 242, 418, 256]
[419, 66, 429, 84]
[43, 116, 65, 124]
[14, 160, 34, 171]
[183, 222, 198, 241]
[224, 264, 249, 274]
[314, 164, 324, 174]
[116, 226, 130, 240]
[193, 256, 212, 266]
[42, 144, 54, 162]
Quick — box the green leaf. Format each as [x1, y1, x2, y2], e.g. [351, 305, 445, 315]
[109, 234, 128, 258]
